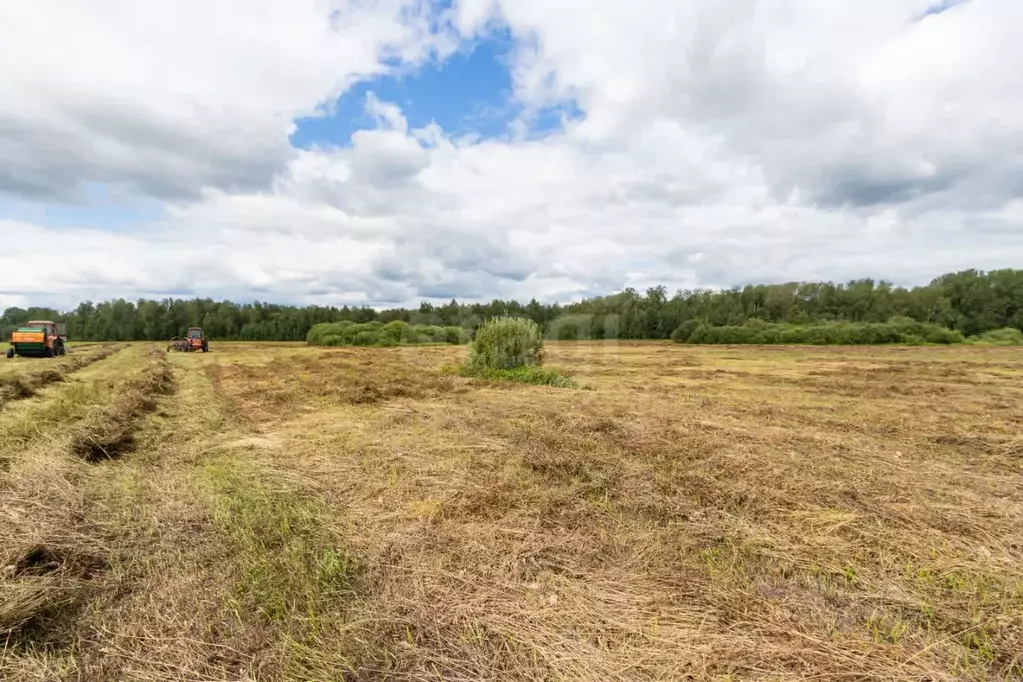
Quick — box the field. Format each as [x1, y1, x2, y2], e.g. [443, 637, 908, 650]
[1, 341, 1021, 681]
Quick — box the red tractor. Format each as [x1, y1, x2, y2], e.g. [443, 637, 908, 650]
[167, 327, 209, 353]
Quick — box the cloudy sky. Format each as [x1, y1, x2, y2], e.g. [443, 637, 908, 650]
[1, 0, 1021, 311]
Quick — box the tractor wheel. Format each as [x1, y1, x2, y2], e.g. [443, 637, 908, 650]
[43, 346, 54, 358]
[55, 342, 66, 357]
[4, 348, 13, 359]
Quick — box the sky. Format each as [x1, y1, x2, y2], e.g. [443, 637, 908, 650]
[1, 0, 1021, 312]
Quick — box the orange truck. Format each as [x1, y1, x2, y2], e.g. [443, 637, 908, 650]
[5, 320, 68, 358]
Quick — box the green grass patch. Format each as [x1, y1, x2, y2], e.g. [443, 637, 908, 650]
[201, 461, 359, 631]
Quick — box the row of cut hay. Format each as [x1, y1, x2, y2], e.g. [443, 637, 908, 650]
[0, 345, 124, 408]
[0, 455, 109, 649]
[0, 543, 107, 645]
[0, 346, 159, 659]
[68, 347, 175, 462]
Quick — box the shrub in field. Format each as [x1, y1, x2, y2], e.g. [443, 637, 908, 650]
[970, 327, 1023, 346]
[671, 319, 701, 343]
[451, 316, 575, 387]
[351, 331, 380, 346]
[545, 313, 620, 340]
[306, 322, 352, 346]
[444, 326, 469, 344]
[380, 320, 410, 345]
[545, 314, 592, 341]
[307, 321, 469, 347]
[676, 319, 966, 345]
[413, 325, 449, 344]
[467, 316, 545, 371]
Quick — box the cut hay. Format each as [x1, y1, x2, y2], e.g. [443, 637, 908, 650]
[69, 348, 175, 461]
[0, 345, 123, 409]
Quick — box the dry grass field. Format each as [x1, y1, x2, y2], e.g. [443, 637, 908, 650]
[1, 341, 1021, 681]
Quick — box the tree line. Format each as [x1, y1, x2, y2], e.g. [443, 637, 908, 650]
[2, 268, 1021, 342]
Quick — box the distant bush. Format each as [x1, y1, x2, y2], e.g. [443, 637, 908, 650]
[352, 331, 379, 346]
[544, 313, 621, 340]
[675, 319, 966, 346]
[380, 320, 409, 345]
[444, 326, 470, 344]
[969, 327, 1023, 346]
[670, 319, 701, 343]
[545, 314, 593, 341]
[467, 316, 545, 371]
[307, 321, 469, 347]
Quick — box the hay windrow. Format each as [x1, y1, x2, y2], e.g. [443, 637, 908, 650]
[0, 345, 123, 409]
[69, 347, 175, 461]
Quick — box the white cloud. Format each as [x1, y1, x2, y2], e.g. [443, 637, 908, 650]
[0, 0, 456, 201]
[1, 0, 1021, 311]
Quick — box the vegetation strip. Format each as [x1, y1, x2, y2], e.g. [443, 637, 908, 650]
[0, 345, 123, 408]
[5, 269, 1023, 345]
[69, 347, 175, 461]
[307, 319, 468, 346]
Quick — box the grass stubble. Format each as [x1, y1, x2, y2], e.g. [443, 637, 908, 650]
[0, 340, 1021, 680]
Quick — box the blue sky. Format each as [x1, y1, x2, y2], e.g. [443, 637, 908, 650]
[291, 36, 517, 146]
[290, 31, 581, 148]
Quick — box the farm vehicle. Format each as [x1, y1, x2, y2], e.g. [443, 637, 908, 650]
[167, 327, 209, 353]
[5, 320, 68, 358]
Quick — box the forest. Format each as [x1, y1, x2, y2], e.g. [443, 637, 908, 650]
[1, 268, 1021, 343]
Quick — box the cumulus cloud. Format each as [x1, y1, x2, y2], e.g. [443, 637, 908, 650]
[1, 0, 1021, 311]
[0, 0, 457, 201]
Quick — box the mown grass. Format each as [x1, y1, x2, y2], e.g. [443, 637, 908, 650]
[2, 341, 1021, 680]
[445, 363, 579, 387]
[0, 344, 122, 409]
[0, 346, 149, 677]
[68, 347, 174, 461]
[202, 460, 360, 628]
[224, 342, 1021, 681]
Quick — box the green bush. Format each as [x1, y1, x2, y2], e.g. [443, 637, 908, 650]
[971, 327, 1023, 346]
[676, 319, 966, 346]
[380, 320, 410, 345]
[545, 314, 591, 341]
[306, 321, 355, 346]
[307, 321, 470, 347]
[467, 316, 545, 371]
[670, 319, 702, 343]
[444, 326, 469, 344]
[351, 331, 380, 346]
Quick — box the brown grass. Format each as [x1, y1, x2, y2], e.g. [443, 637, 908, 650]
[1, 341, 1022, 680]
